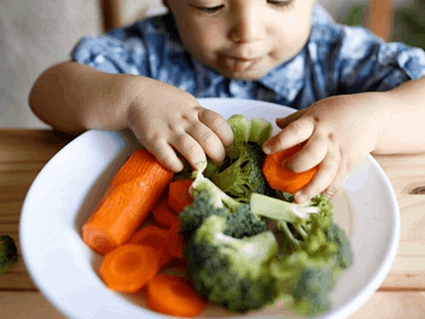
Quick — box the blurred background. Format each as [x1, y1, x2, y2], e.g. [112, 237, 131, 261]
[0, 0, 423, 129]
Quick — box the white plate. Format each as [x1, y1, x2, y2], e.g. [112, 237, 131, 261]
[20, 98, 400, 319]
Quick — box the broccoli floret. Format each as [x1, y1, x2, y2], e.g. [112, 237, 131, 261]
[211, 141, 272, 202]
[251, 193, 353, 317]
[0, 235, 18, 275]
[325, 223, 354, 270]
[209, 114, 274, 202]
[190, 162, 244, 212]
[224, 204, 268, 238]
[179, 164, 267, 241]
[186, 215, 279, 313]
[227, 114, 273, 159]
[179, 189, 228, 242]
[271, 251, 336, 317]
[251, 193, 353, 271]
[250, 193, 335, 255]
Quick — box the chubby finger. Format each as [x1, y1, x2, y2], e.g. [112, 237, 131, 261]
[169, 133, 207, 170]
[146, 139, 185, 173]
[293, 150, 340, 203]
[286, 135, 328, 173]
[275, 108, 309, 129]
[185, 121, 226, 165]
[198, 108, 234, 151]
[263, 117, 315, 154]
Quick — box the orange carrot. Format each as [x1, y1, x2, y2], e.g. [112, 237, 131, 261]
[99, 244, 160, 293]
[82, 149, 174, 255]
[168, 179, 193, 213]
[166, 222, 185, 259]
[146, 273, 207, 317]
[129, 225, 172, 267]
[262, 145, 318, 194]
[152, 199, 179, 228]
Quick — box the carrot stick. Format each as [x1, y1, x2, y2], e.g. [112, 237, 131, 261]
[82, 149, 174, 255]
[166, 222, 185, 259]
[168, 179, 193, 213]
[146, 273, 207, 317]
[152, 199, 179, 228]
[262, 145, 318, 194]
[129, 225, 172, 267]
[99, 244, 160, 293]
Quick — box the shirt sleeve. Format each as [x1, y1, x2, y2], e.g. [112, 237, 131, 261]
[70, 15, 174, 76]
[71, 34, 147, 75]
[336, 26, 425, 93]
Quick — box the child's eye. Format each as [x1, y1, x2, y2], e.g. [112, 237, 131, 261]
[267, 0, 295, 9]
[193, 4, 224, 15]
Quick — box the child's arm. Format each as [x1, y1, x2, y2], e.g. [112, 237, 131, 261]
[262, 77, 425, 203]
[29, 61, 233, 172]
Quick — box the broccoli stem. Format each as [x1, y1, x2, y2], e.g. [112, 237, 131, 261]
[191, 161, 244, 212]
[227, 115, 251, 159]
[249, 118, 273, 146]
[250, 193, 319, 223]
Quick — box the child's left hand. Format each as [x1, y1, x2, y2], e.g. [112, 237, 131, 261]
[262, 93, 386, 203]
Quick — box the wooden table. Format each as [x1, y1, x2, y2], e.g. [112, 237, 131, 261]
[1, 129, 425, 318]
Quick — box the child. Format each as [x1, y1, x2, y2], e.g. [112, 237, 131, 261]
[29, 0, 425, 203]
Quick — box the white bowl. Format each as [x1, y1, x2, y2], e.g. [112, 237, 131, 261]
[20, 98, 400, 319]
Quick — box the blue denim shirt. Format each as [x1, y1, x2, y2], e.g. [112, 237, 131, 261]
[71, 5, 425, 110]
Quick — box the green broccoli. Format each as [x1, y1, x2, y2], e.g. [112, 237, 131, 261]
[185, 214, 279, 313]
[179, 164, 267, 242]
[250, 193, 333, 253]
[210, 141, 275, 202]
[325, 222, 354, 270]
[250, 193, 354, 316]
[226, 114, 273, 159]
[0, 235, 18, 275]
[224, 204, 268, 239]
[271, 251, 337, 317]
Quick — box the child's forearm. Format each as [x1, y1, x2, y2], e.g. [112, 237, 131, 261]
[29, 61, 149, 134]
[373, 76, 425, 155]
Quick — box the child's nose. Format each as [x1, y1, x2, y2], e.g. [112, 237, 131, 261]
[229, 5, 265, 43]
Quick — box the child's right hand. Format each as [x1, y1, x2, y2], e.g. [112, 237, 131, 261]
[127, 80, 233, 172]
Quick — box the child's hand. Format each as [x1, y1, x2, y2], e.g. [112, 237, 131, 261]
[127, 81, 233, 172]
[263, 93, 385, 203]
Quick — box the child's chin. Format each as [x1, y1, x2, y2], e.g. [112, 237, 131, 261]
[218, 68, 268, 81]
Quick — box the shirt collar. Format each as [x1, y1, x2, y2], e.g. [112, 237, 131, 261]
[257, 50, 306, 102]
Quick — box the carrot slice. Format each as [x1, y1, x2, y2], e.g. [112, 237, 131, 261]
[129, 225, 172, 267]
[262, 145, 319, 194]
[168, 179, 193, 213]
[82, 149, 174, 255]
[99, 244, 160, 293]
[146, 273, 207, 317]
[166, 222, 185, 259]
[152, 199, 179, 228]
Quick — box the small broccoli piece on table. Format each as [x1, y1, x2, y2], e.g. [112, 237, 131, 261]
[179, 162, 267, 241]
[0, 235, 18, 275]
[186, 214, 279, 313]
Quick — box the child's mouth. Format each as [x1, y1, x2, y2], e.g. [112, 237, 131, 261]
[223, 56, 261, 73]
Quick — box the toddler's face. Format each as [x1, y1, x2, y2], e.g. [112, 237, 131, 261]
[164, 0, 316, 80]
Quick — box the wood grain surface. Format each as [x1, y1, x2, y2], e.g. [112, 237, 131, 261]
[1, 129, 425, 318]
